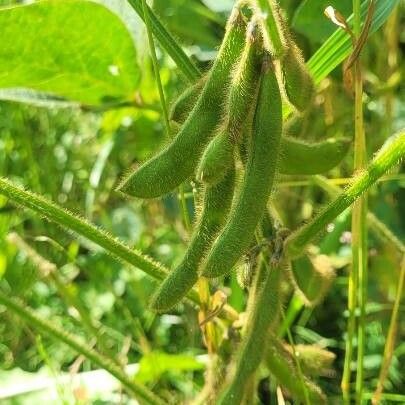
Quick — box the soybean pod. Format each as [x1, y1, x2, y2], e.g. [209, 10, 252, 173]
[281, 42, 314, 112]
[202, 57, 282, 278]
[118, 7, 246, 198]
[227, 18, 262, 141]
[279, 136, 351, 175]
[197, 132, 234, 185]
[169, 77, 206, 124]
[150, 166, 236, 312]
[197, 19, 262, 185]
[218, 259, 282, 405]
[265, 333, 327, 403]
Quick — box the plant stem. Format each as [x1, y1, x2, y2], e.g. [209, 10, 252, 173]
[0, 177, 198, 305]
[312, 175, 405, 256]
[127, 0, 200, 83]
[140, 0, 191, 230]
[0, 291, 165, 405]
[284, 130, 405, 259]
[372, 256, 405, 404]
[141, 0, 170, 136]
[351, 2, 368, 402]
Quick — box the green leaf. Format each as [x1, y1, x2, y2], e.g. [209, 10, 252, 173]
[0, 0, 140, 106]
[307, 0, 399, 85]
[127, 0, 201, 83]
[293, 0, 352, 43]
[136, 351, 205, 383]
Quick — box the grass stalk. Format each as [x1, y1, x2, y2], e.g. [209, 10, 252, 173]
[0, 291, 165, 405]
[351, 2, 369, 402]
[140, 0, 171, 136]
[127, 0, 201, 82]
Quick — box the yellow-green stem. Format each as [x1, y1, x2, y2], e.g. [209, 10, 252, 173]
[372, 256, 405, 404]
[351, 2, 368, 403]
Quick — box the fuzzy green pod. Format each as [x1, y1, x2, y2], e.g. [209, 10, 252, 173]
[265, 334, 327, 404]
[202, 58, 282, 278]
[196, 132, 235, 185]
[218, 260, 282, 405]
[150, 166, 235, 312]
[169, 77, 206, 124]
[227, 19, 262, 141]
[279, 136, 351, 175]
[281, 42, 314, 112]
[287, 344, 336, 378]
[289, 253, 336, 306]
[118, 8, 246, 198]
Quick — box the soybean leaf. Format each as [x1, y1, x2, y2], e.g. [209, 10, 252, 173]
[0, 0, 141, 106]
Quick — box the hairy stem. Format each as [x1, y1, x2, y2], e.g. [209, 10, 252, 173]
[0, 177, 198, 305]
[284, 130, 405, 259]
[0, 291, 164, 405]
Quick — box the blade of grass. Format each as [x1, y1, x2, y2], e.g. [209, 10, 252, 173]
[126, 0, 201, 83]
[0, 291, 165, 405]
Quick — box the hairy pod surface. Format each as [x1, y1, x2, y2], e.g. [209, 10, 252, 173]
[202, 59, 282, 278]
[287, 344, 336, 378]
[266, 334, 327, 403]
[281, 42, 314, 112]
[227, 19, 262, 141]
[150, 166, 236, 312]
[197, 131, 235, 185]
[169, 77, 206, 124]
[290, 253, 335, 306]
[118, 8, 246, 198]
[279, 136, 351, 175]
[218, 260, 282, 405]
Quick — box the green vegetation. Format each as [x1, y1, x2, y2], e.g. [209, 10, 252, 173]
[0, 0, 403, 404]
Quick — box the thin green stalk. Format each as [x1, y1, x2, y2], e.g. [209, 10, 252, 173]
[0, 177, 199, 305]
[140, 0, 191, 230]
[0, 291, 165, 405]
[284, 130, 405, 259]
[372, 256, 405, 404]
[351, 2, 369, 402]
[127, 0, 200, 83]
[141, 0, 170, 136]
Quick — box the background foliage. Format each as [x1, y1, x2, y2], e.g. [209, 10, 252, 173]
[0, 0, 403, 403]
